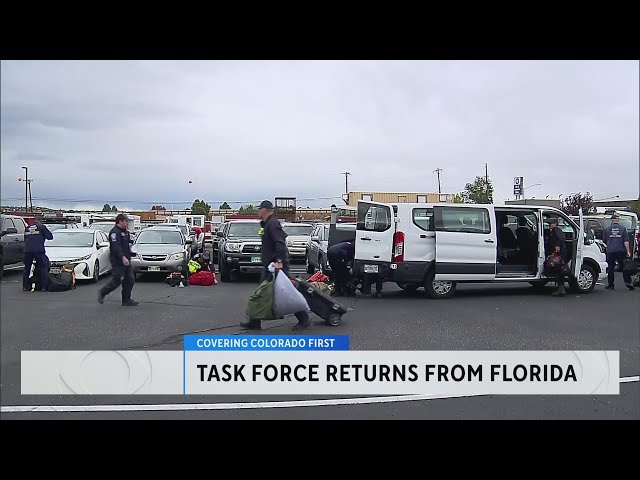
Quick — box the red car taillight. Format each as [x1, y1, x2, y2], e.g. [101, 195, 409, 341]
[393, 231, 405, 263]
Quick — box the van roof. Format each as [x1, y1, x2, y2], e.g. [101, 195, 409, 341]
[360, 201, 565, 213]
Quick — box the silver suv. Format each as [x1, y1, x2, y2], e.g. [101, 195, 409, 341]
[130, 226, 192, 277]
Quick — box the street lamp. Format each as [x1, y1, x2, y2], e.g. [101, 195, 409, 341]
[521, 183, 541, 200]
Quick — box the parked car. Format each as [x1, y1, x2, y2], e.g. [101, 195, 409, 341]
[174, 224, 197, 256]
[216, 220, 262, 282]
[45, 229, 112, 283]
[306, 222, 356, 274]
[282, 222, 314, 262]
[1, 214, 27, 278]
[130, 226, 191, 277]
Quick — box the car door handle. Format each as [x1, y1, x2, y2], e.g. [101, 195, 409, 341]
[360, 237, 372, 241]
[484, 239, 494, 243]
[420, 234, 427, 238]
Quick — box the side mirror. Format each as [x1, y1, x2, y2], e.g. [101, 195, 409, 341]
[216, 231, 224, 237]
[98, 241, 110, 248]
[4, 228, 18, 235]
[311, 236, 319, 242]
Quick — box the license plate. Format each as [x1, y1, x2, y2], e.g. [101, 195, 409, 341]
[364, 264, 379, 273]
[251, 257, 261, 263]
[148, 266, 160, 272]
[49, 267, 61, 274]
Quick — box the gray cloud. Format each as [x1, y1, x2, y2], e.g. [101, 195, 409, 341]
[1, 60, 638, 210]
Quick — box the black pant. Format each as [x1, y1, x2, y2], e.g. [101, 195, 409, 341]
[100, 263, 135, 303]
[23, 252, 49, 290]
[607, 251, 631, 286]
[362, 273, 383, 295]
[260, 265, 309, 323]
[327, 252, 351, 291]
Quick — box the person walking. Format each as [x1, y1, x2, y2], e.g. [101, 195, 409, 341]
[23, 220, 53, 292]
[240, 200, 311, 331]
[546, 218, 567, 297]
[603, 213, 633, 290]
[98, 214, 138, 306]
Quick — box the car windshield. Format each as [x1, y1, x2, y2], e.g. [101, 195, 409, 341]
[283, 225, 313, 236]
[91, 223, 113, 233]
[45, 224, 69, 231]
[136, 230, 183, 245]
[46, 232, 94, 247]
[601, 218, 634, 230]
[228, 223, 261, 237]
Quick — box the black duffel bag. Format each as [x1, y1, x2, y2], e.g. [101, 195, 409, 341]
[47, 271, 74, 292]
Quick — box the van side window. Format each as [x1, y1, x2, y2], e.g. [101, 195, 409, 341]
[13, 218, 26, 234]
[3, 218, 16, 232]
[357, 203, 391, 232]
[438, 208, 491, 234]
[413, 208, 434, 231]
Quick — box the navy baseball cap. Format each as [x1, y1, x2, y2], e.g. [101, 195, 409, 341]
[259, 200, 273, 210]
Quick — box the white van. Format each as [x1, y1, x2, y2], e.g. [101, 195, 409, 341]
[353, 201, 608, 299]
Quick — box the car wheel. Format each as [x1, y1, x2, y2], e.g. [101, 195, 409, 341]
[220, 260, 231, 282]
[91, 260, 99, 283]
[424, 269, 456, 299]
[306, 254, 315, 274]
[569, 264, 597, 294]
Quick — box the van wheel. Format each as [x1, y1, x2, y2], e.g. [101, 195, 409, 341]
[397, 283, 419, 294]
[569, 264, 597, 294]
[424, 270, 456, 299]
[306, 255, 315, 274]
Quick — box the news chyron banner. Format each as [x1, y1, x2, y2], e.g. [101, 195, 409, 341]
[21, 335, 620, 395]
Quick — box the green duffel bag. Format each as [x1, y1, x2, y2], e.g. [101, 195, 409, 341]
[245, 278, 276, 321]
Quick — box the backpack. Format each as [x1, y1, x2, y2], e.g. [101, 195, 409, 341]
[47, 271, 74, 292]
[188, 270, 216, 286]
[165, 272, 188, 287]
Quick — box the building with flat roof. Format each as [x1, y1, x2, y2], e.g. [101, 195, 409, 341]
[346, 191, 452, 206]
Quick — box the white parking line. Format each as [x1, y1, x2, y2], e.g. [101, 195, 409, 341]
[2, 376, 638, 414]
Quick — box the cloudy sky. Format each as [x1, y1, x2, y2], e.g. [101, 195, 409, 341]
[1, 60, 638, 211]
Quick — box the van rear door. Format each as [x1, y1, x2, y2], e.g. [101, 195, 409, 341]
[354, 201, 396, 265]
[433, 205, 496, 281]
[573, 208, 585, 278]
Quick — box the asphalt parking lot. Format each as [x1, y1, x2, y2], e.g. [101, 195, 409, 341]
[1, 256, 638, 420]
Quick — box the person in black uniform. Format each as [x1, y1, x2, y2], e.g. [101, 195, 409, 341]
[546, 218, 567, 297]
[98, 214, 138, 306]
[240, 200, 311, 331]
[327, 241, 356, 296]
[23, 221, 53, 291]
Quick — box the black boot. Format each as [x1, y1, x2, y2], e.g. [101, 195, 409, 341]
[240, 320, 262, 330]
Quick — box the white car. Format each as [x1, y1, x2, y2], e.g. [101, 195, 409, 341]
[282, 222, 314, 261]
[45, 229, 112, 282]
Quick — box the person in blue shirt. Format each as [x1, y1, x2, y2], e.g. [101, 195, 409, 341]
[23, 221, 53, 291]
[603, 213, 633, 290]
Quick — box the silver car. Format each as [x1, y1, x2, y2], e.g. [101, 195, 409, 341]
[131, 226, 192, 276]
[282, 222, 314, 261]
[305, 223, 356, 274]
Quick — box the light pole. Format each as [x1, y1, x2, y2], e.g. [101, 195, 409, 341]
[21, 166, 28, 213]
[522, 183, 541, 199]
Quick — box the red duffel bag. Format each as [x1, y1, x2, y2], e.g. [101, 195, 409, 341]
[188, 270, 216, 286]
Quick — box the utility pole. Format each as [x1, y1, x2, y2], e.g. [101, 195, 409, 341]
[340, 172, 351, 204]
[28, 180, 33, 213]
[485, 163, 489, 203]
[433, 168, 442, 194]
[21, 166, 28, 213]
